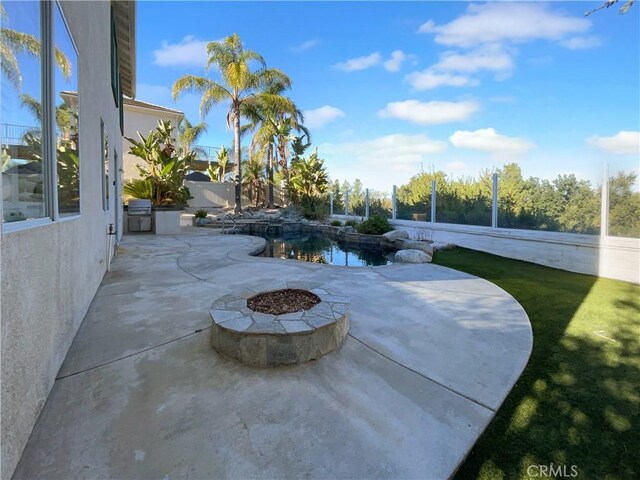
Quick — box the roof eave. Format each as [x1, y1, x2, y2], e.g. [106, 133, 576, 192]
[113, 1, 136, 98]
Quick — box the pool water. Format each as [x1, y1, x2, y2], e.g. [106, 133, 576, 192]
[258, 234, 395, 267]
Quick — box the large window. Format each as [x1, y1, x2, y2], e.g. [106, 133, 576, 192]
[1, 1, 46, 224]
[1, 0, 80, 227]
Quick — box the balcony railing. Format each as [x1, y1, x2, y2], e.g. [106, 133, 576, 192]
[193, 145, 221, 161]
[1, 124, 39, 146]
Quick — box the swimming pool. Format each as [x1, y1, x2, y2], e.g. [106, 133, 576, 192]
[258, 234, 395, 267]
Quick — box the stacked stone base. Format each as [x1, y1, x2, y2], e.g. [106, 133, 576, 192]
[210, 283, 350, 367]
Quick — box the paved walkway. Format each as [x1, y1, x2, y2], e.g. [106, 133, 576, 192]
[14, 229, 532, 479]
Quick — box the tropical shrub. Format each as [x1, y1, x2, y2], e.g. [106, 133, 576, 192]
[330, 220, 342, 226]
[126, 120, 194, 207]
[356, 215, 392, 235]
[289, 150, 330, 220]
[207, 146, 230, 182]
[345, 220, 358, 228]
[124, 179, 153, 201]
[297, 195, 329, 220]
[194, 209, 208, 219]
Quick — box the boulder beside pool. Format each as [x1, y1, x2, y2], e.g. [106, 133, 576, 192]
[395, 249, 432, 263]
[382, 229, 409, 241]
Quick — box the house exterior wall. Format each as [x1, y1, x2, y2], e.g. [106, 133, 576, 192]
[185, 181, 285, 209]
[122, 105, 182, 182]
[0, 2, 124, 478]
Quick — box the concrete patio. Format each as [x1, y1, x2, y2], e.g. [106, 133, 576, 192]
[13, 229, 532, 479]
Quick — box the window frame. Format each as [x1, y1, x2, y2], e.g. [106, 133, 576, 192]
[2, 1, 49, 233]
[54, 0, 81, 219]
[110, 6, 119, 108]
[100, 119, 108, 211]
[2, 0, 81, 233]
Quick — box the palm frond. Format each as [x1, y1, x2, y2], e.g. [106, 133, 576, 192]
[19, 93, 42, 120]
[257, 67, 292, 90]
[199, 83, 232, 117]
[172, 75, 217, 100]
[1, 43, 21, 87]
[54, 47, 71, 79]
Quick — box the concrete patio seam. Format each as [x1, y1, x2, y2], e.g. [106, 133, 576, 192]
[347, 333, 496, 412]
[55, 327, 211, 381]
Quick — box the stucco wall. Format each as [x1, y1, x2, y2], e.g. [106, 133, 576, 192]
[0, 2, 123, 478]
[186, 181, 285, 209]
[331, 216, 640, 284]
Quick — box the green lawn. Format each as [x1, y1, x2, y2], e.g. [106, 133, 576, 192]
[432, 248, 639, 480]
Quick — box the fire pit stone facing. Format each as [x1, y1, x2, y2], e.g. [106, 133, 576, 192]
[210, 281, 350, 367]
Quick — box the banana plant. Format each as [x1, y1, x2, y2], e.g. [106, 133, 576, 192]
[125, 120, 195, 206]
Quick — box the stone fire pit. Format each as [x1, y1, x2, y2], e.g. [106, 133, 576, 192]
[210, 281, 350, 367]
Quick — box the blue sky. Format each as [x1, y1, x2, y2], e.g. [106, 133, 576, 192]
[136, 1, 640, 191]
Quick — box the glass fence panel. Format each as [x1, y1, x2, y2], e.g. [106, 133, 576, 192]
[396, 197, 431, 222]
[497, 165, 601, 234]
[368, 190, 393, 219]
[608, 160, 640, 238]
[396, 181, 431, 222]
[435, 179, 492, 227]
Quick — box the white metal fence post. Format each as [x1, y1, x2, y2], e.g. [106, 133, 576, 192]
[431, 180, 436, 223]
[365, 188, 369, 219]
[392, 185, 397, 220]
[492, 173, 498, 228]
[601, 163, 609, 237]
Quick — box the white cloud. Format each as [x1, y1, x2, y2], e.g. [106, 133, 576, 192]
[587, 131, 640, 154]
[449, 128, 534, 153]
[322, 133, 447, 172]
[407, 45, 514, 89]
[334, 52, 381, 72]
[418, 3, 591, 48]
[379, 100, 479, 125]
[291, 39, 319, 52]
[153, 35, 213, 67]
[303, 105, 346, 129]
[434, 44, 514, 75]
[560, 36, 602, 50]
[405, 70, 479, 90]
[383, 50, 408, 72]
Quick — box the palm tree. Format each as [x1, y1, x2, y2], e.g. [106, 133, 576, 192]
[242, 156, 265, 207]
[245, 82, 308, 207]
[172, 33, 293, 214]
[273, 116, 309, 204]
[177, 117, 207, 157]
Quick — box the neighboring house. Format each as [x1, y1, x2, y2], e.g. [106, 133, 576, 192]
[122, 97, 183, 181]
[121, 100, 231, 183]
[0, 1, 135, 478]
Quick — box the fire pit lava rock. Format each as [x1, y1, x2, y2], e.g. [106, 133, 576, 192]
[210, 281, 350, 367]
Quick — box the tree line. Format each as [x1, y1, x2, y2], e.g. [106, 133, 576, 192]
[332, 163, 640, 238]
